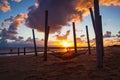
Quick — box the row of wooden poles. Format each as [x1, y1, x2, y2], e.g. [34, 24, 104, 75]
[31, 11, 91, 60]
[10, 48, 26, 56]
[9, 24, 91, 56]
[41, 0, 104, 68]
[9, 24, 91, 55]
[10, 0, 104, 68]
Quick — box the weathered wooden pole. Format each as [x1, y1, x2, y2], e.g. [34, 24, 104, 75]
[89, 8, 96, 34]
[72, 22, 77, 53]
[10, 48, 13, 53]
[24, 47, 26, 55]
[86, 25, 91, 55]
[46, 25, 50, 45]
[18, 48, 20, 56]
[99, 15, 104, 56]
[32, 29, 37, 56]
[94, 0, 104, 68]
[44, 10, 49, 61]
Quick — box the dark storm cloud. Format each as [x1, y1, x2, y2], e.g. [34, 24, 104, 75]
[25, 0, 120, 33]
[25, 0, 89, 33]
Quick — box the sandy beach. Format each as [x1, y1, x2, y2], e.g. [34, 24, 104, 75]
[0, 46, 120, 80]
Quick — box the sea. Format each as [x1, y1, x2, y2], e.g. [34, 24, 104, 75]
[0, 47, 89, 56]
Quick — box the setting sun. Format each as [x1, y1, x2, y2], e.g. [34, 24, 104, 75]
[61, 41, 71, 47]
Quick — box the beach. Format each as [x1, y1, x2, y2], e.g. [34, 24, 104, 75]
[0, 46, 120, 80]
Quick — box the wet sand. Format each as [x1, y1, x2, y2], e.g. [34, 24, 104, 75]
[0, 47, 120, 80]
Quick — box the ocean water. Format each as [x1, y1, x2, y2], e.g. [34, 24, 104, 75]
[0, 47, 88, 56]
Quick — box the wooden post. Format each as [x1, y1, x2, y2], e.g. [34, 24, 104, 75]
[72, 22, 77, 53]
[89, 8, 96, 34]
[32, 29, 37, 56]
[99, 15, 104, 56]
[46, 25, 50, 48]
[18, 48, 20, 56]
[24, 47, 26, 55]
[86, 25, 91, 55]
[10, 48, 12, 53]
[94, 0, 104, 68]
[44, 10, 49, 61]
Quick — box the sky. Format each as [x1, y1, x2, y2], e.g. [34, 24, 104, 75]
[0, 0, 120, 47]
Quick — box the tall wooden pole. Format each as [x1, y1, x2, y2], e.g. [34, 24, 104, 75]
[99, 15, 104, 56]
[86, 25, 91, 55]
[18, 48, 20, 56]
[24, 47, 26, 55]
[46, 25, 50, 45]
[32, 29, 37, 56]
[72, 22, 77, 53]
[94, 0, 104, 68]
[89, 8, 96, 34]
[10, 48, 12, 53]
[44, 10, 49, 61]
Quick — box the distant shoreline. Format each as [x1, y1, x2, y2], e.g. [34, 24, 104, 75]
[0, 45, 120, 56]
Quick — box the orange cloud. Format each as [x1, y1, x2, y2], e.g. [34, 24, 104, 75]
[2, 13, 28, 37]
[55, 30, 70, 41]
[26, 0, 120, 33]
[12, 0, 22, 3]
[0, 0, 10, 12]
[100, 0, 120, 6]
[13, 13, 28, 26]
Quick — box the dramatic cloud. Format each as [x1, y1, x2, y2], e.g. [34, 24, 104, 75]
[0, 28, 26, 45]
[1, 13, 27, 43]
[25, 0, 89, 33]
[2, 16, 14, 26]
[103, 31, 112, 38]
[116, 31, 120, 37]
[8, 13, 27, 34]
[0, 0, 10, 12]
[0, 0, 22, 12]
[25, 0, 120, 33]
[1, 0, 120, 41]
[100, 0, 120, 6]
[0, 28, 8, 40]
[2, 13, 28, 36]
[55, 30, 70, 40]
[0, 28, 17, 43]
[24, 37, 42, 46]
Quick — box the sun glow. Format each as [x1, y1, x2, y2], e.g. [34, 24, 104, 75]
[61, 41, 71, 47]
